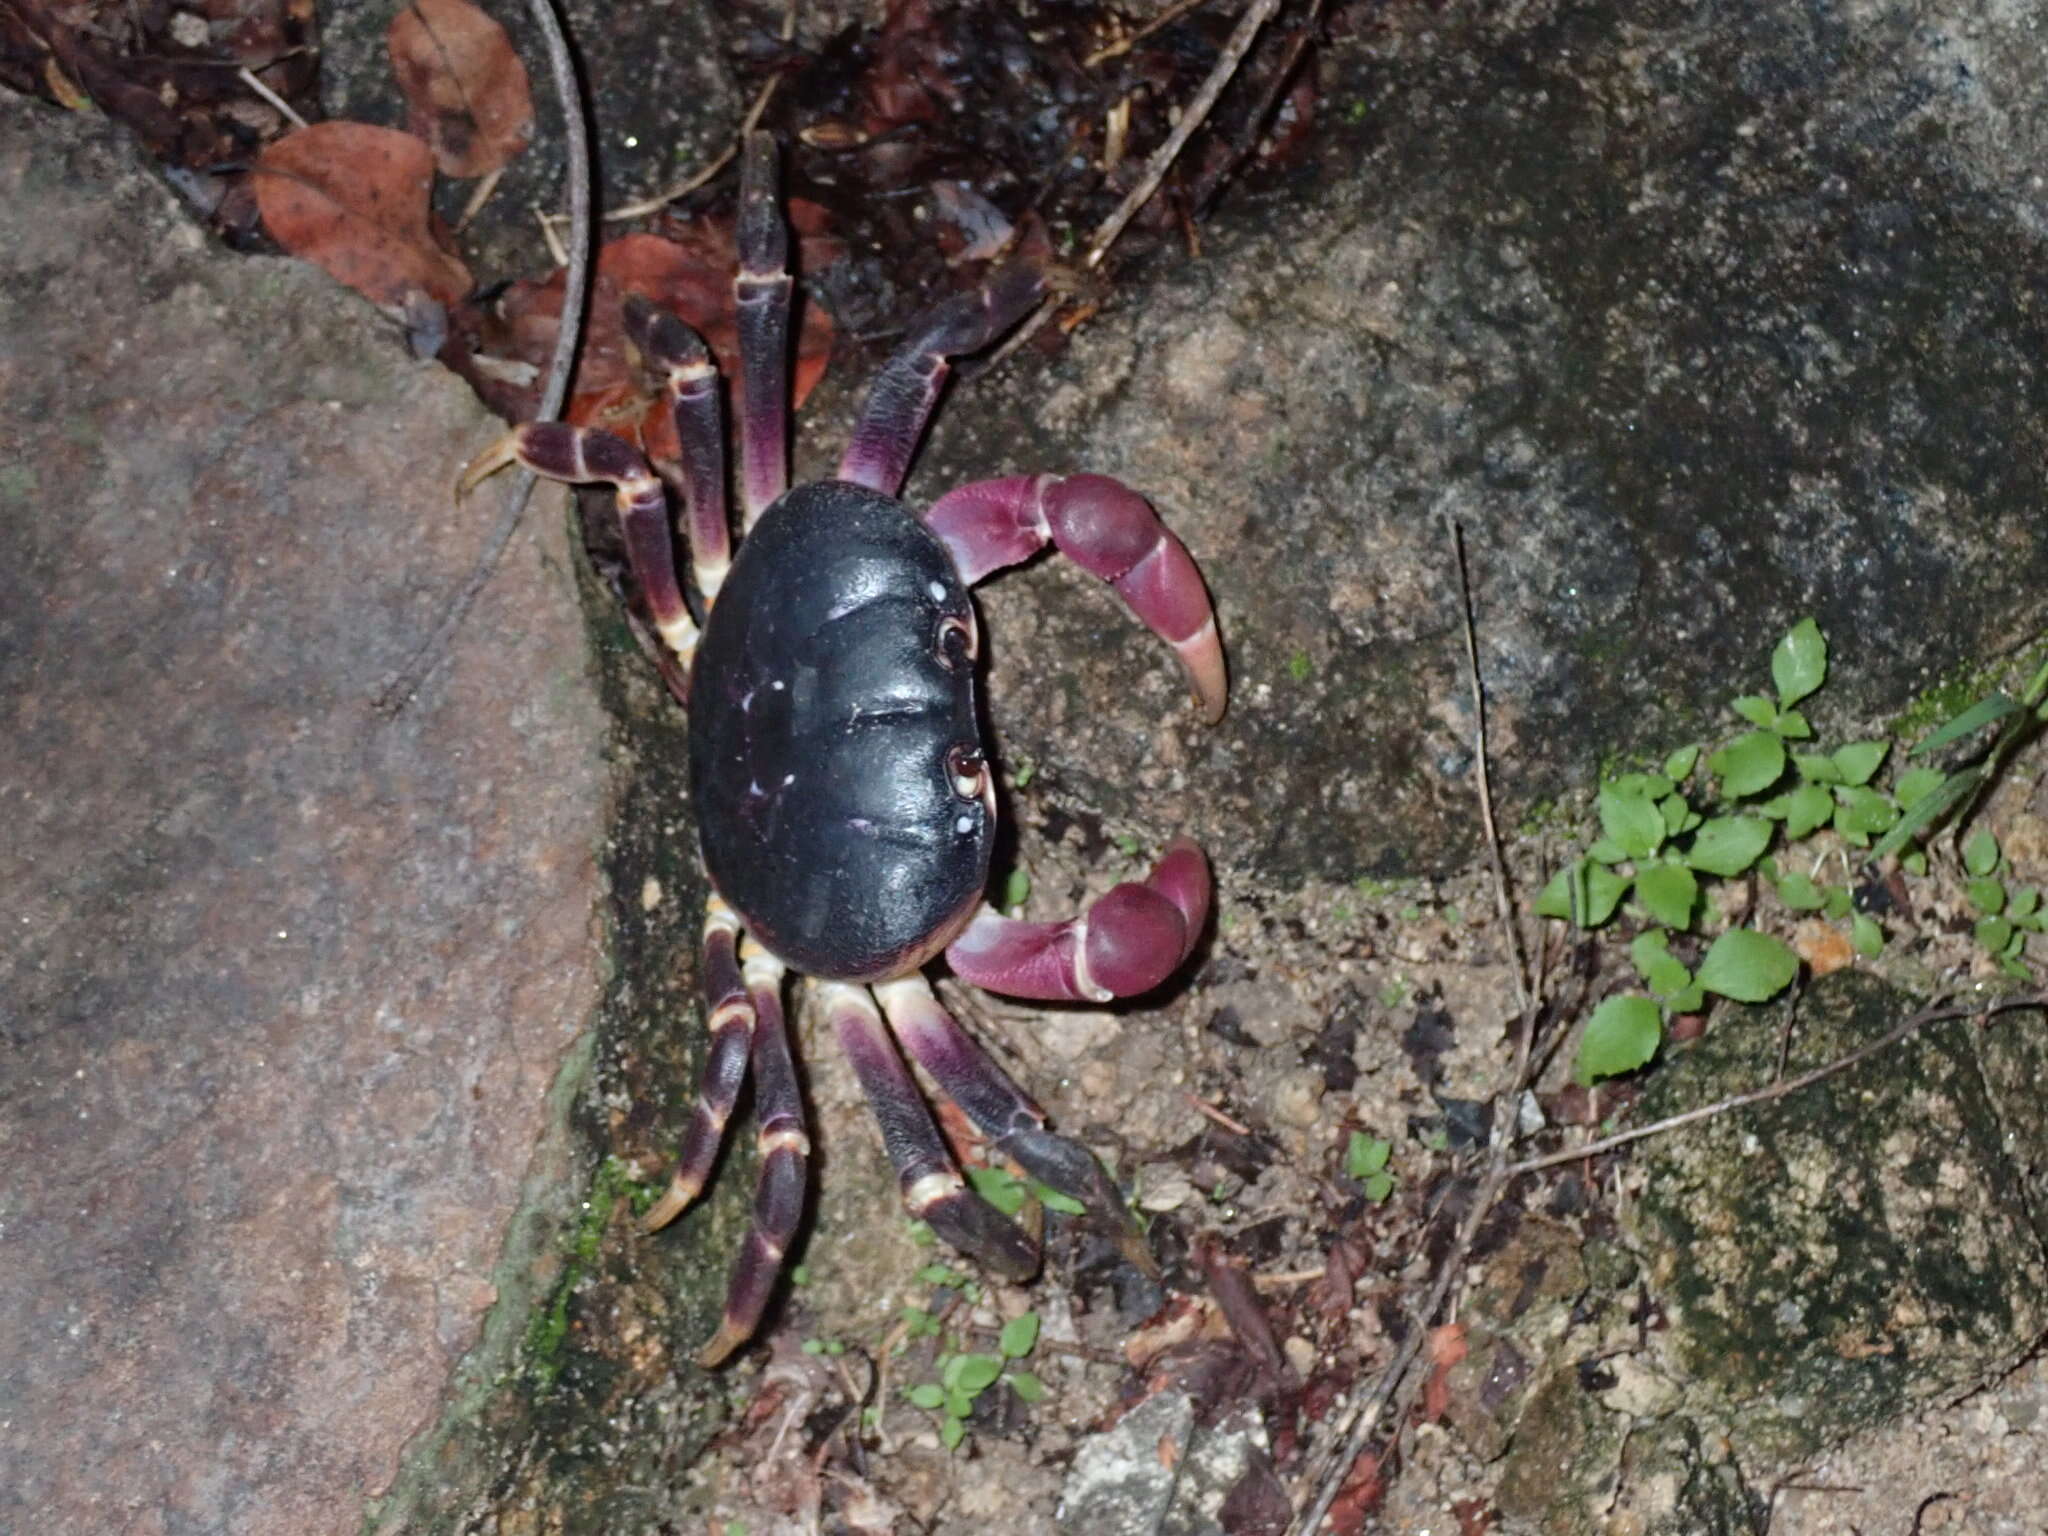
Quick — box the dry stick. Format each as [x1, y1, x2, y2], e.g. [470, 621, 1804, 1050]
[1083, 0, 1217, 68]
[986, 0, 1286, 372]
[604, 72, 782, 224]
[1448, 518, 1535, 1020]
[1508, 991, 2048, 1178]
[374, 0, 592, 715]
[1291, 521, 1543, 1535]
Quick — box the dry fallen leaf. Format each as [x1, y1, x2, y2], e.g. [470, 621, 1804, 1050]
[1792, 918, 1855, 976]
[480, 223, 837, 436]
[1420, 1321, 1468, 1423]
[254, 122, 471, 307]
[387, 0, 533, 178]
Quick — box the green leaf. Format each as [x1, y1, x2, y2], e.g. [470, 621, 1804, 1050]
[917, 1263, 961, 1287]
[1005, 1370, 1047, 1403]
[1609, 772, 1675, 799]
[1792, 753, 1843, 784]
[1823, 884, 1853, 919]
[1831, 741, 1888, 786]
[1775, 872, 1829, 911]
[1687, 816, 1774, 876]
[906, 1383, 945, 1409]
[1002, 868, 1031, 911]
[1903, 850, 1928, 876]
[1032, 1182, 1087, 1216]
[1731, 696, 1777, 729]
[2010, 888, 2041, 921]
[1963, 830, 2001, 877]
[1362, 1170, 1395, 1202]
[1867, 767, 1983, 861]
[1851, 913, 1884, 956]
[1575, 996, 1664, 1085]
[1832, 786, 1898, 842]
[1346, 1132, 1392, 1179]
[1710, 730, 1788, 798]
[965, 1164, 1026, 1216]
[1599, 783, 1668, 859]
[1893, 766, 1946, 808]
[1780, 783, 1834, 840]
[1534, 860, 1630, 927]
[999, 1313, 1041, 1359]
[1773, 618, 1827, 707]
[1967, 878, 2006, 916]
[1635, 863, 1699, 929]
[1976, 916, 2016, 953]
[1774, 710, 1813, 741]
[1630, 929, 1694, 998]
[1663, 745, 1701, 782]
[1912, 692, 2021, 755]
[1657, 793, 1692, 836]
[940, 1415, 966, 1450]
[945, 1353, 1005, 1395]
[1696, 929, 1799, 1002]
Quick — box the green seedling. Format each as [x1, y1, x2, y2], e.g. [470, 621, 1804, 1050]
[903, 1310, 1046, 1451]
[1344, 1132, 1396, 1202]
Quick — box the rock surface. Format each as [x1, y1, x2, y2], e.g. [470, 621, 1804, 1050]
[1464, 973, 2048, 1534]
[0, 93, 681, 1535]
[911, 0, 2048, 885]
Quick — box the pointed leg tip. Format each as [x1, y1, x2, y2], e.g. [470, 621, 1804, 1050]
[640, 1180, 698, 1233]
[695, 1318, 753, 1369]
[454, 431, 522, 501]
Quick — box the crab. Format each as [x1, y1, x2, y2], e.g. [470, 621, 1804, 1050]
[461, 134, 1226, 1366]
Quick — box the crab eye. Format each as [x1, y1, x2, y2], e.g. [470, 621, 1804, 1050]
[946, 745, 986, 800]
[936, 615, 976, 670]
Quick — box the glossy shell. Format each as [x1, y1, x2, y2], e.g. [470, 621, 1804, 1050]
[688, 479, 991, 980]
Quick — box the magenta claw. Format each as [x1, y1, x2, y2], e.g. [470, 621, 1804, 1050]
[945, 838, 1210, 1002]
[924, 473, 1227, 722]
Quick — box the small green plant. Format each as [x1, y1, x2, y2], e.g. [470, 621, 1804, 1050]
[1344, 1132, 1395, 1202]
[1001, 867, 1031, 913]
[903, 1310, 1046, 1450]
[1543, 619, 2044, 1082]
[1870, 650, 2048, 862]
[1958, 830, 2048, 977]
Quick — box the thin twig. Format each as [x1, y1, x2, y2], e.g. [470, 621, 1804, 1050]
[373, 0, 592, 716]
[238, 64, 309, 130]
[1085, 0, 1285, 268]
[987, 0, 1285, 371]
[604, 72, 781, 223]
[1186, 1091, 1255, 1136]
[1507, 992, 2048, 1178]
[1293, 526, 1546, 1535]
[1447, 517, 1534, 1019]
[1083, 0, 1216, 68]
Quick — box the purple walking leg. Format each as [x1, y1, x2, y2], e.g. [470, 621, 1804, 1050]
[735, 132, 792, 527]
[458, 422, 701, 678]
[696, 941, 807, 1367]
[622, 295, 731, 601]
[818, 982, 1039, 1279]
[837, 264, 1046, 498]
[642, 899, 752, 1233]
[872, 976, 1133, 1229]
[946, 838, 1211, 1002]
[924, 473, 1226, 721]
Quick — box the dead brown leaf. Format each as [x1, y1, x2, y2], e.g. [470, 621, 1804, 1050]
[1420, 1321, 1468, 1422]
[255, 122, 471, 307]
[1792, 918, 1855, 976]
[476, 222, 836, 434]
[387, 0, 532, 178]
